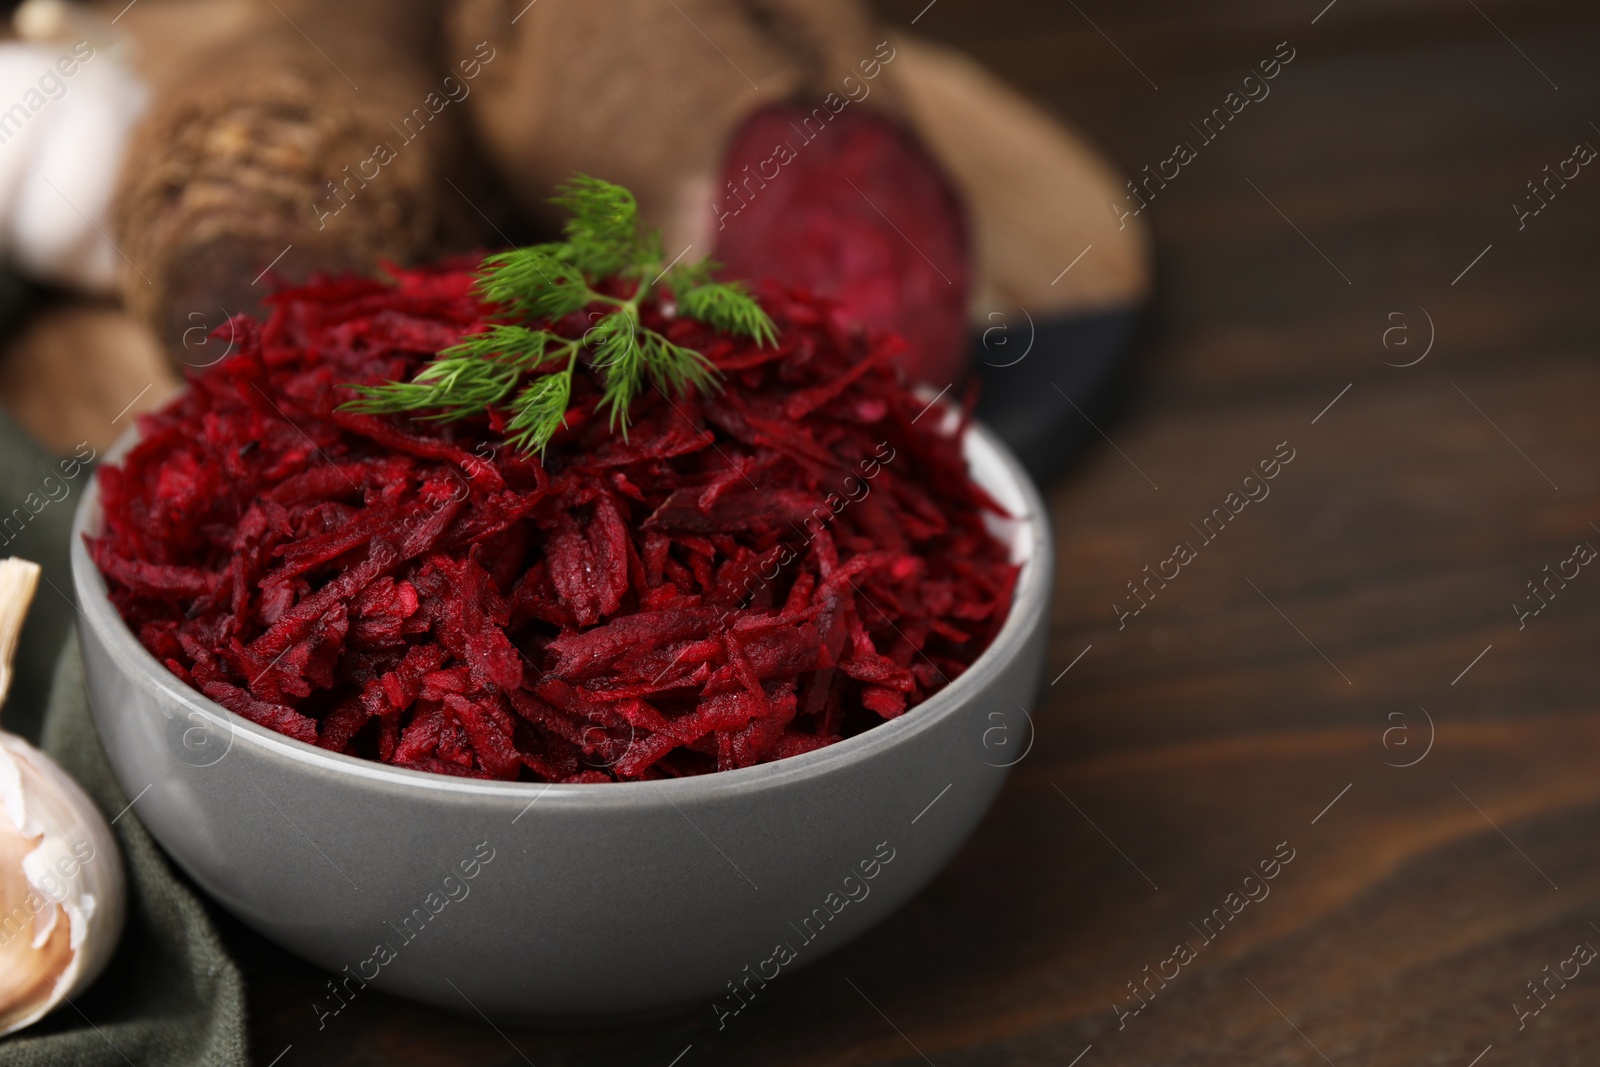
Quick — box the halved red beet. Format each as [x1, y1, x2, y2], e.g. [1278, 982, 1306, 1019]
[712, 105, 972, 387]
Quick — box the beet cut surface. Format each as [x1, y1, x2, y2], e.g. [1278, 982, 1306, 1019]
[713, 105, 972, 388]
[90, 263, 1018, 782]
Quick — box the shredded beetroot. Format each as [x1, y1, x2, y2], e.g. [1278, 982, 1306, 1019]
[90, 262, 1018, 782]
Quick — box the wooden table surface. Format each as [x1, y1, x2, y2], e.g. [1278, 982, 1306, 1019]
[232, 0, 1600, 1062]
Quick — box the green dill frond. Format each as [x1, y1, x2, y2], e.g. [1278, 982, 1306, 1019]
[434, 324, 556, 368]
[551, 175, 645, 278]
[675, 280, 778, 347]
[587, 313, 646, 432]
[504, 371, 573, 454]
[340, 176, 781, 456]
[643, 332, 721, 397]
[666, 258, 717, 290]
[344, 326, 567, 422]
[344, 362, 516, 422]
[626, 228, 666, 283]
[343, 378, 458, 417]
[342, 351, 521, 421]
[477, 249, 590, 319]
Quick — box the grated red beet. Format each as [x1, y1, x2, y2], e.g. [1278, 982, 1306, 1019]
[90, 262, 1018, 782]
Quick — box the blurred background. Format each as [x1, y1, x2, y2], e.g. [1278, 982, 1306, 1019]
[1, 0, 1597, 1063]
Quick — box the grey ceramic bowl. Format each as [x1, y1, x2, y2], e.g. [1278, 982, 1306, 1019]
[70, 420, 1050, 1022]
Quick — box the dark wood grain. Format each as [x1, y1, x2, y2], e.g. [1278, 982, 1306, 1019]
[235, 1, 1600, 1062]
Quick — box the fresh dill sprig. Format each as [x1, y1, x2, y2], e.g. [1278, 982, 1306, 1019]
[673, 278, 778, 348]
[342, 175, 776, 454]
[504, 367, 574, 454]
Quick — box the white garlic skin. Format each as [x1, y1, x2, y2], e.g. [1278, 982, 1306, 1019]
[0, 38, 148, 295]
[0, 732, 125, 1037]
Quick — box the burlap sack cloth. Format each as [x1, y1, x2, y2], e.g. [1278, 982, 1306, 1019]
[0, 410, 247, 1067]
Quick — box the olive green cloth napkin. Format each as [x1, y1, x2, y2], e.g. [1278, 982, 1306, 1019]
[0, 412, 250, 1067]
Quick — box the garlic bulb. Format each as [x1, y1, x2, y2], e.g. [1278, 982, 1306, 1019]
[0, 558, 125, 1037]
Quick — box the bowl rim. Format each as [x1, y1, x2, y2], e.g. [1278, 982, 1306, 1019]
[70, 417, 1052, 805]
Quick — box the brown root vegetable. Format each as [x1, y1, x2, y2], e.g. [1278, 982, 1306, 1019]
[109, 0, 470, 357]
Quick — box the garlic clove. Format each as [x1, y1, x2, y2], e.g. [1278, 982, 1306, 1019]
[0, 557, 34, 709]
[0, 810, 75, 1024]
[0, 558, 126, 1037]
